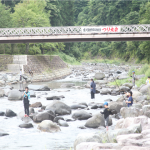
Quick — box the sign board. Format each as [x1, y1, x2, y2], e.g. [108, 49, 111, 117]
[81, 26, 121, 33]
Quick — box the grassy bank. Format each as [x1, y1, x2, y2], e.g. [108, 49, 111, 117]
[109, 64, 150, 87]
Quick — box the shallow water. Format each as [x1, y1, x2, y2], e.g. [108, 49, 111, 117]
[0, 75, 119, 150]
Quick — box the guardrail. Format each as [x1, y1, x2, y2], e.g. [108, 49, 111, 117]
[0, 24, 150, 36]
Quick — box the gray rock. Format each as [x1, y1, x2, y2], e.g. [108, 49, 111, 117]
[58, 120, 69, 127]
[28, 84, 50, 91]
[78, 102, 88, 107]
[85, 113, 105, 128]
[100, 88, 112, 95]
[8, 89, 22, 100]
[33, 112, 55, 122]
[142, 105, 150, 114]
[0, 111, 5, 116]
[0, 89, 4, 97]
[18, 108, 35, 119]
[139, 84, 150, 95]
[72, 110, 92, 120]
[38, 120, 61, 132]
[5, 109, 16, 117]
[132, 104, 142, 109]
[53, 116, 64, 123]
[122, 83, 133, 89]
[109, 102, 123, 113]
[30, 102, 42, 108]
[19, 123, 33, 128]
[120, 107, 143, 118]
[74, 133, 102, 150]
[30, 90, 36, 97]
[78, 126, 86, 129]
[46, 95, 65, 100]
[0, 129, 9, 136]
[46, 101, 71, 115]
[144, 111, 150, 118]
[95, 73, 105, 80]
[71, 105, 87, 109]
[120, 86, 130, 92]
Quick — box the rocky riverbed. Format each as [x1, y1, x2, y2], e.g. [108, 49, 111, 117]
[0, 63, 150, 150]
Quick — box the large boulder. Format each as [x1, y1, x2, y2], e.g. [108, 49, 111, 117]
[108, 123, 142, 143]
[144, 111, 150, 118]
[30, 102, 42, 108]
[5, 109, 16, 117]
[123, 83, 133, 89]
[0, 89, 4, 97]
[74, 133, 102, 150]
[115, 116, 148, 129]
[95, 73, 105, 80]
[53, 116, 64, 123]
[46, 101, 71, 115]
[120, 107, 143, 118]
[85, 113, 109, 128]
[142, 105, 150, 114]
[33, 112, 55, 122]
[76, 142, 119, 150]
[139, 84, 150, 95]
[0, 111, 5, 116]
[19, 123, 33, 128]
[100, 88, 112, 95]
[18, 108, 35, 119]
[8, 89, 22, 100]
[58, 120, 69, 127]
[132, 104, 142, 109]
[72, 110, 92, 120]
[109, 102, 124, 113]
[28, 84, 50, 91]
[46, 95, 64, 100]
[132, 90, 143, 101]
[38, 120, 61, 132]
[71, 105, 87, 109]
[120, 86, 130, 92]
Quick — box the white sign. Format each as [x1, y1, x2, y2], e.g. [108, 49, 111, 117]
[81, 26, 121, 33]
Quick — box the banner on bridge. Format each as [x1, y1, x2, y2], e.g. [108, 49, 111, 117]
[81, 26, 121, 33]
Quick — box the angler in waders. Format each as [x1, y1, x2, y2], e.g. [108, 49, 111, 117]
[23, 87, 30, 117]
[130, 71, 136, 86]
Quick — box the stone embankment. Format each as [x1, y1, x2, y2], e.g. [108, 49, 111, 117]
[0, 55, 71, 84]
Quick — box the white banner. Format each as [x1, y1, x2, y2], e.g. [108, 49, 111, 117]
[81, 26, 121, 33]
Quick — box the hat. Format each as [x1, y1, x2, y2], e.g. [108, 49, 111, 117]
[103, 102, 108, 106]
[133, 71, 135, 73]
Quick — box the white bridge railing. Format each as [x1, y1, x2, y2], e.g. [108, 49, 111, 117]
[0, 24, 150, 36]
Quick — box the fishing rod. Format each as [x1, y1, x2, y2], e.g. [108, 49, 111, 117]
[102, 55, 127, 101]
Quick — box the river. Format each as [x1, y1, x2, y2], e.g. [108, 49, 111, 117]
[0, 75, 119, 150]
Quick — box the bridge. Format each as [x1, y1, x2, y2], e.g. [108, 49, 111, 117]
[0, 24, 150, 43]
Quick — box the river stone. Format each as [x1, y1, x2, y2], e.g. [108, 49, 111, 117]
[100, 88, 111, 95]
[28, 84, 50, 91]
[18, 108, 35, 119]
[61, 83, 75, 88]
[71, 105, 87, 109]
[38, 120, 61, 133]
[46, 95, 64, 100]
[33, 112, 55, 122]
[0, 89, 4, 97]
[120, 107, 143, 118]
[107, 123, 142, 143]
[140, 84, 150, 95]
[78, 102, 88, 107]
[30, 102, 42, 108]
[5, 109, 16, 117]
[142, 105, 150, 114]
[74, 133, 102, 150]
[95, 73, 105, 80]
[46, 101, 71, 115]
[123, 83, 133, 89]
[19, 123, 33, 128]
[8, 89, 22, 100]
[58, 120, 69, 127]
[72, 110, 92, 120]
[0, 111, 5, 116]
[85, 113, 105, 128]
[0, 129, 9, 136]
[53, 116, 64, 123]
[134, 95, 147, 102]
[76, 142, 119, 150]
[116, 134, 143, 146]
[30, 90, 36, 97]
[144, 111, 150, 118]
[120, 86, 130, 92]
[109, 102, 123, 113]
[115, 116, 148, 129]
[118, 74, 128, 80]
[132, 104, 142, 109]
[91, 105, 99, 109]
[121, 146, 150, 150]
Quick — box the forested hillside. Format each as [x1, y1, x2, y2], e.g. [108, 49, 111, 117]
[0, 0, 150, 63]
